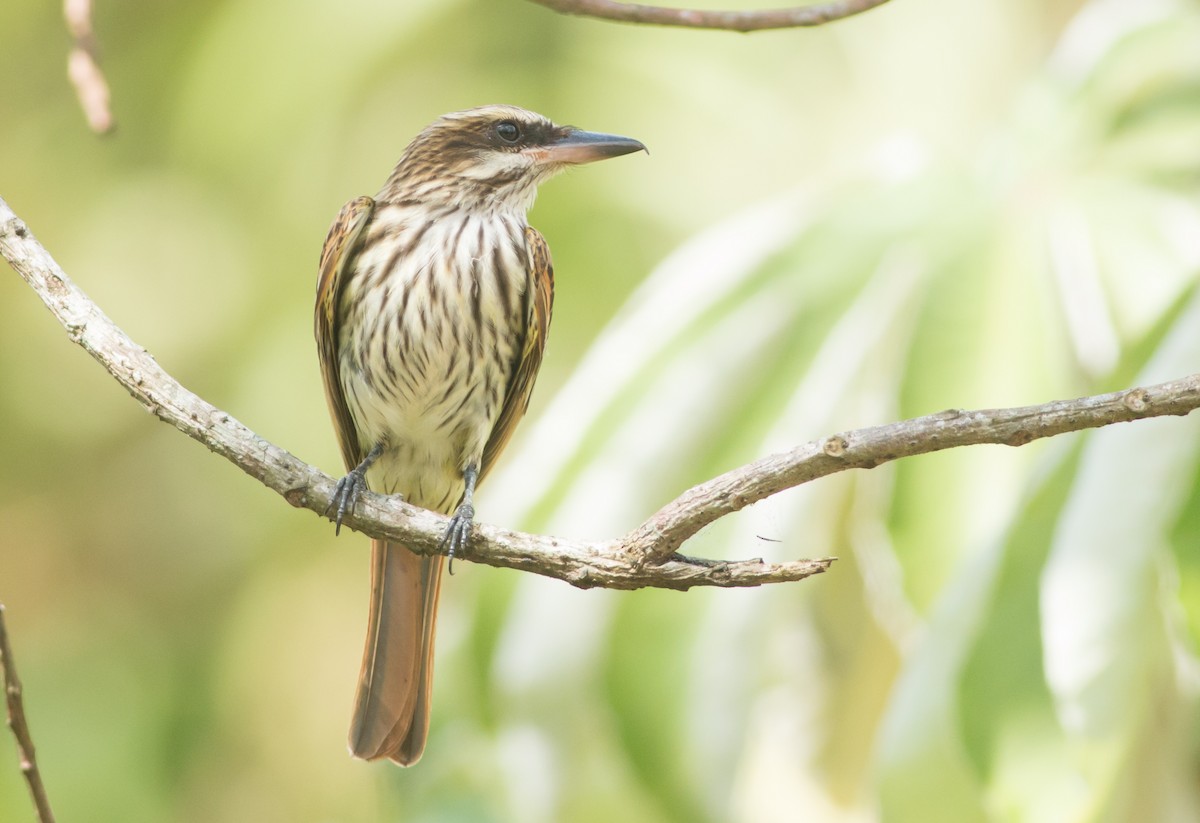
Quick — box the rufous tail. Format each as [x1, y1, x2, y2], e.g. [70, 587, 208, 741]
[348, 539, 443, 766]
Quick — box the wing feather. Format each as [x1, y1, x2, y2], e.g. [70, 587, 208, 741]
[479, 225, 554, 482]
[315, 195, 376, 471]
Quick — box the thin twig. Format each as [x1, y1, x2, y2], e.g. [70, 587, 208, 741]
[3, 196, 1200, 590]
[1, 604, 56, 823]
[626, 379, 1200, 563]
[64, 0, 114, 134]
[527, 0, 894, 32]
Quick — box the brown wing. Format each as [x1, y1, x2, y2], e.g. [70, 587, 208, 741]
[315, 195, 376, 471]
[478, 225, 555, 483]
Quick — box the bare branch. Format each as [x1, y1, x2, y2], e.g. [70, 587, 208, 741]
[3, 195, 1200, 590]
[64, 0, 114, 134]
[527, 0, 893, 32]
[1, 604, 56, 823]
[627, 380, 1200, 563]
[0, 196, 828, 591]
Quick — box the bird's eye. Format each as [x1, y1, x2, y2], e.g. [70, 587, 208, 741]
[495, 121, 522, 143]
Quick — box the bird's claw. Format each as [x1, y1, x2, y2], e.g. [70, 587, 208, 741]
[325, 444, 385, 534]
[325, 469, 368, 535]
[439, 502, 475, 573]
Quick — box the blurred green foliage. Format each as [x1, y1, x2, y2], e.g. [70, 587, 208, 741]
[3, 0, 1200, 821]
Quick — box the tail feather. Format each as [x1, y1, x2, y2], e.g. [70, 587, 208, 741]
[348, 539, 444, 765]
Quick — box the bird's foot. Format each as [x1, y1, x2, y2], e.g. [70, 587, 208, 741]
[439, 501, 475, 573]
[325, 470, 368, 535]
[440, 463, 480, 574]
[325, 444, 384, 534]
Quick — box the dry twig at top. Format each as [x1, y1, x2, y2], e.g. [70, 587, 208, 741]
[528, 0, 894, 32]
[64, 0, 114, 134]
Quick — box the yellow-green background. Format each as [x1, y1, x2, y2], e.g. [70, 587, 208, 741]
[4, 0, 1200, 820]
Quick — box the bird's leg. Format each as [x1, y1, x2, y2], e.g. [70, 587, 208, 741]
[326, 442, 384, 534]
[440, 463, 478, 571]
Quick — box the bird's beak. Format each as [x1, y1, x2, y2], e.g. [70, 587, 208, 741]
[533, 128, 647, 165]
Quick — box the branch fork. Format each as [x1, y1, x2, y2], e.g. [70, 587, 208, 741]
[4, 194, 1200, 594]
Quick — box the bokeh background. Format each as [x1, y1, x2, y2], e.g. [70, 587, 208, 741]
[4, 0, 1200, 820]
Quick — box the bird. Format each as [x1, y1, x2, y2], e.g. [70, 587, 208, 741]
[314, 105, 645, 765]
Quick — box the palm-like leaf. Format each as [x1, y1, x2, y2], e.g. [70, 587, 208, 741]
[484, 3, 1200, 820]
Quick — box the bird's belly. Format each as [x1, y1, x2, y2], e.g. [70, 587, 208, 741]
[340, 315, 520, 510]
[339, 346, 493, 510]
[335, 210, 530, 510]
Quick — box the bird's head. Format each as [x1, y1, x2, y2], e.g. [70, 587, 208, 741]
[380, 105, 646, 213]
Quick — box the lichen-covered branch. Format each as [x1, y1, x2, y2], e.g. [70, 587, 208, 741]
[4, 195, 1200, 591]
[0, 196, 828, 591]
